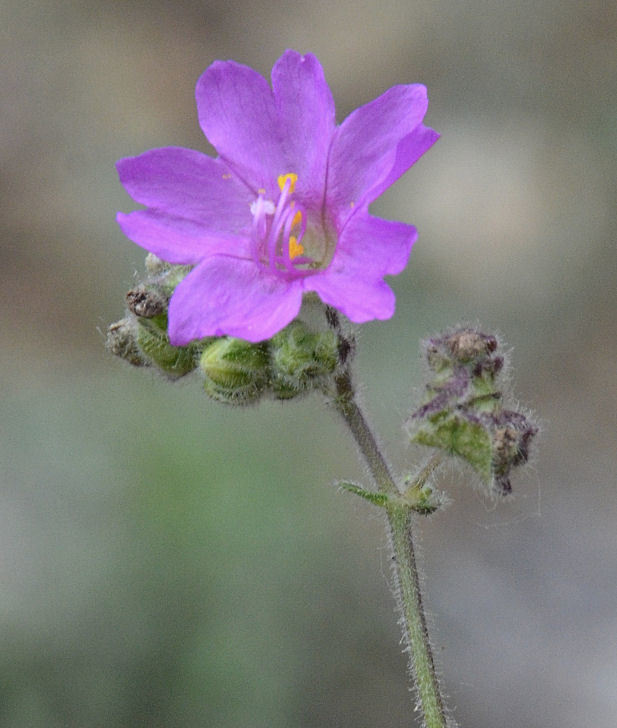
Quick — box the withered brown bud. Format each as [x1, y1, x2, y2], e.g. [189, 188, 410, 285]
[126, 285, 166, 318]
[106, 318, 148, 367]
[444, 329, 497, 362]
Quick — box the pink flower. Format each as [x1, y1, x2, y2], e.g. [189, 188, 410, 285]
[117, 50, 438, 344]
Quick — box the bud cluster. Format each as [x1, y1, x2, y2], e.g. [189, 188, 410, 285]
[106, 261, 203, 379]
[408, 328, 537, 495]
[107, 257, 340, 404]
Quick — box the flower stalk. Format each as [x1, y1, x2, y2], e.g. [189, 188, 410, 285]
[329, 314, 450, 728]
[386, 505, 449, 728]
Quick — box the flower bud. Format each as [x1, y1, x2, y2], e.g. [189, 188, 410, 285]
[156, 265, 193, 299]
[409, 327, 537, 496]
[126, 285, 166, 318]
[144, 253, 168, 275]
[109, 255, 199, 379]
[401, 476, 446, 515]
[269, 321, 338, 399]
[106, 317, 149, 367]
[490, 410, 537, 493]
[199, 337, 270, 405]
[136, 316, 199, 379]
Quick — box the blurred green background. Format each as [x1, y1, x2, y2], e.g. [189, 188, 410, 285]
[2, 1, 616, 726]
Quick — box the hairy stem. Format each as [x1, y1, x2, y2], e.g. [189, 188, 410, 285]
[332, 363, 451, 728]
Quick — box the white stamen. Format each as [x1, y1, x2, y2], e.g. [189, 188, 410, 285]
[250, 198, 275, 216]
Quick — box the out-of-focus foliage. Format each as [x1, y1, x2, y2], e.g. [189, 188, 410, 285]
[2, 1, 616, 726]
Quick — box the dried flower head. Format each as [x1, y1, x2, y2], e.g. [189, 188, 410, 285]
[409, 327, 537, 495]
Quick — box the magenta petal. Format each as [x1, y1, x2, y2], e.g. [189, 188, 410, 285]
[168, 257, 304, 344]
[327, 84, 430, 224]
[305, 272, 396, 323]
[371, 124, 440, 203]
[303, 212, 414, 322]
[117, 147, 253, 233]
[336, 213, 417, 277]
[196, 60, 284, 192]
[271, 50, 335, 205]
[117, 210, 249, 264]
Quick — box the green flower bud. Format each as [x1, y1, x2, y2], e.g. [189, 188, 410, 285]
[199, 338, 270, 405]
[409, 327, 537, 496]
[144, 253, 168, 275]
[157, 265, 193, 298]
[137, 316, 199, 379]
[270, 321, 338, 399]
[400, 472, 447, 515]
[106, 317, 149, 367]
[405, 485, 444, 516]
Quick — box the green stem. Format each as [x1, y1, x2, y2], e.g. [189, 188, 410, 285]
[333, 366, 451, 728]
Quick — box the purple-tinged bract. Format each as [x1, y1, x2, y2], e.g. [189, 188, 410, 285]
[116, 50, 439, 344]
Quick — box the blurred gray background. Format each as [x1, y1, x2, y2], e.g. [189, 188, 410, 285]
[2, 1, 616, 726]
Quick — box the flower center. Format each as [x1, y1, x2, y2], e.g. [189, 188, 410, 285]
[250, 173, 329, 277]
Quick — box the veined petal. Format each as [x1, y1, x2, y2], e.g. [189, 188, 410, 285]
[196, 60, 284, 193]
[327, 84, 431, 225]
[370, 124, 440, 203]
[271, 50, 335, 206]
[168, 257, 303, 344]
[336, 213, 417, 277]
[305, 271, 396, 323]
[117, 209, 250, 264]
[117, 147, 253, 233]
